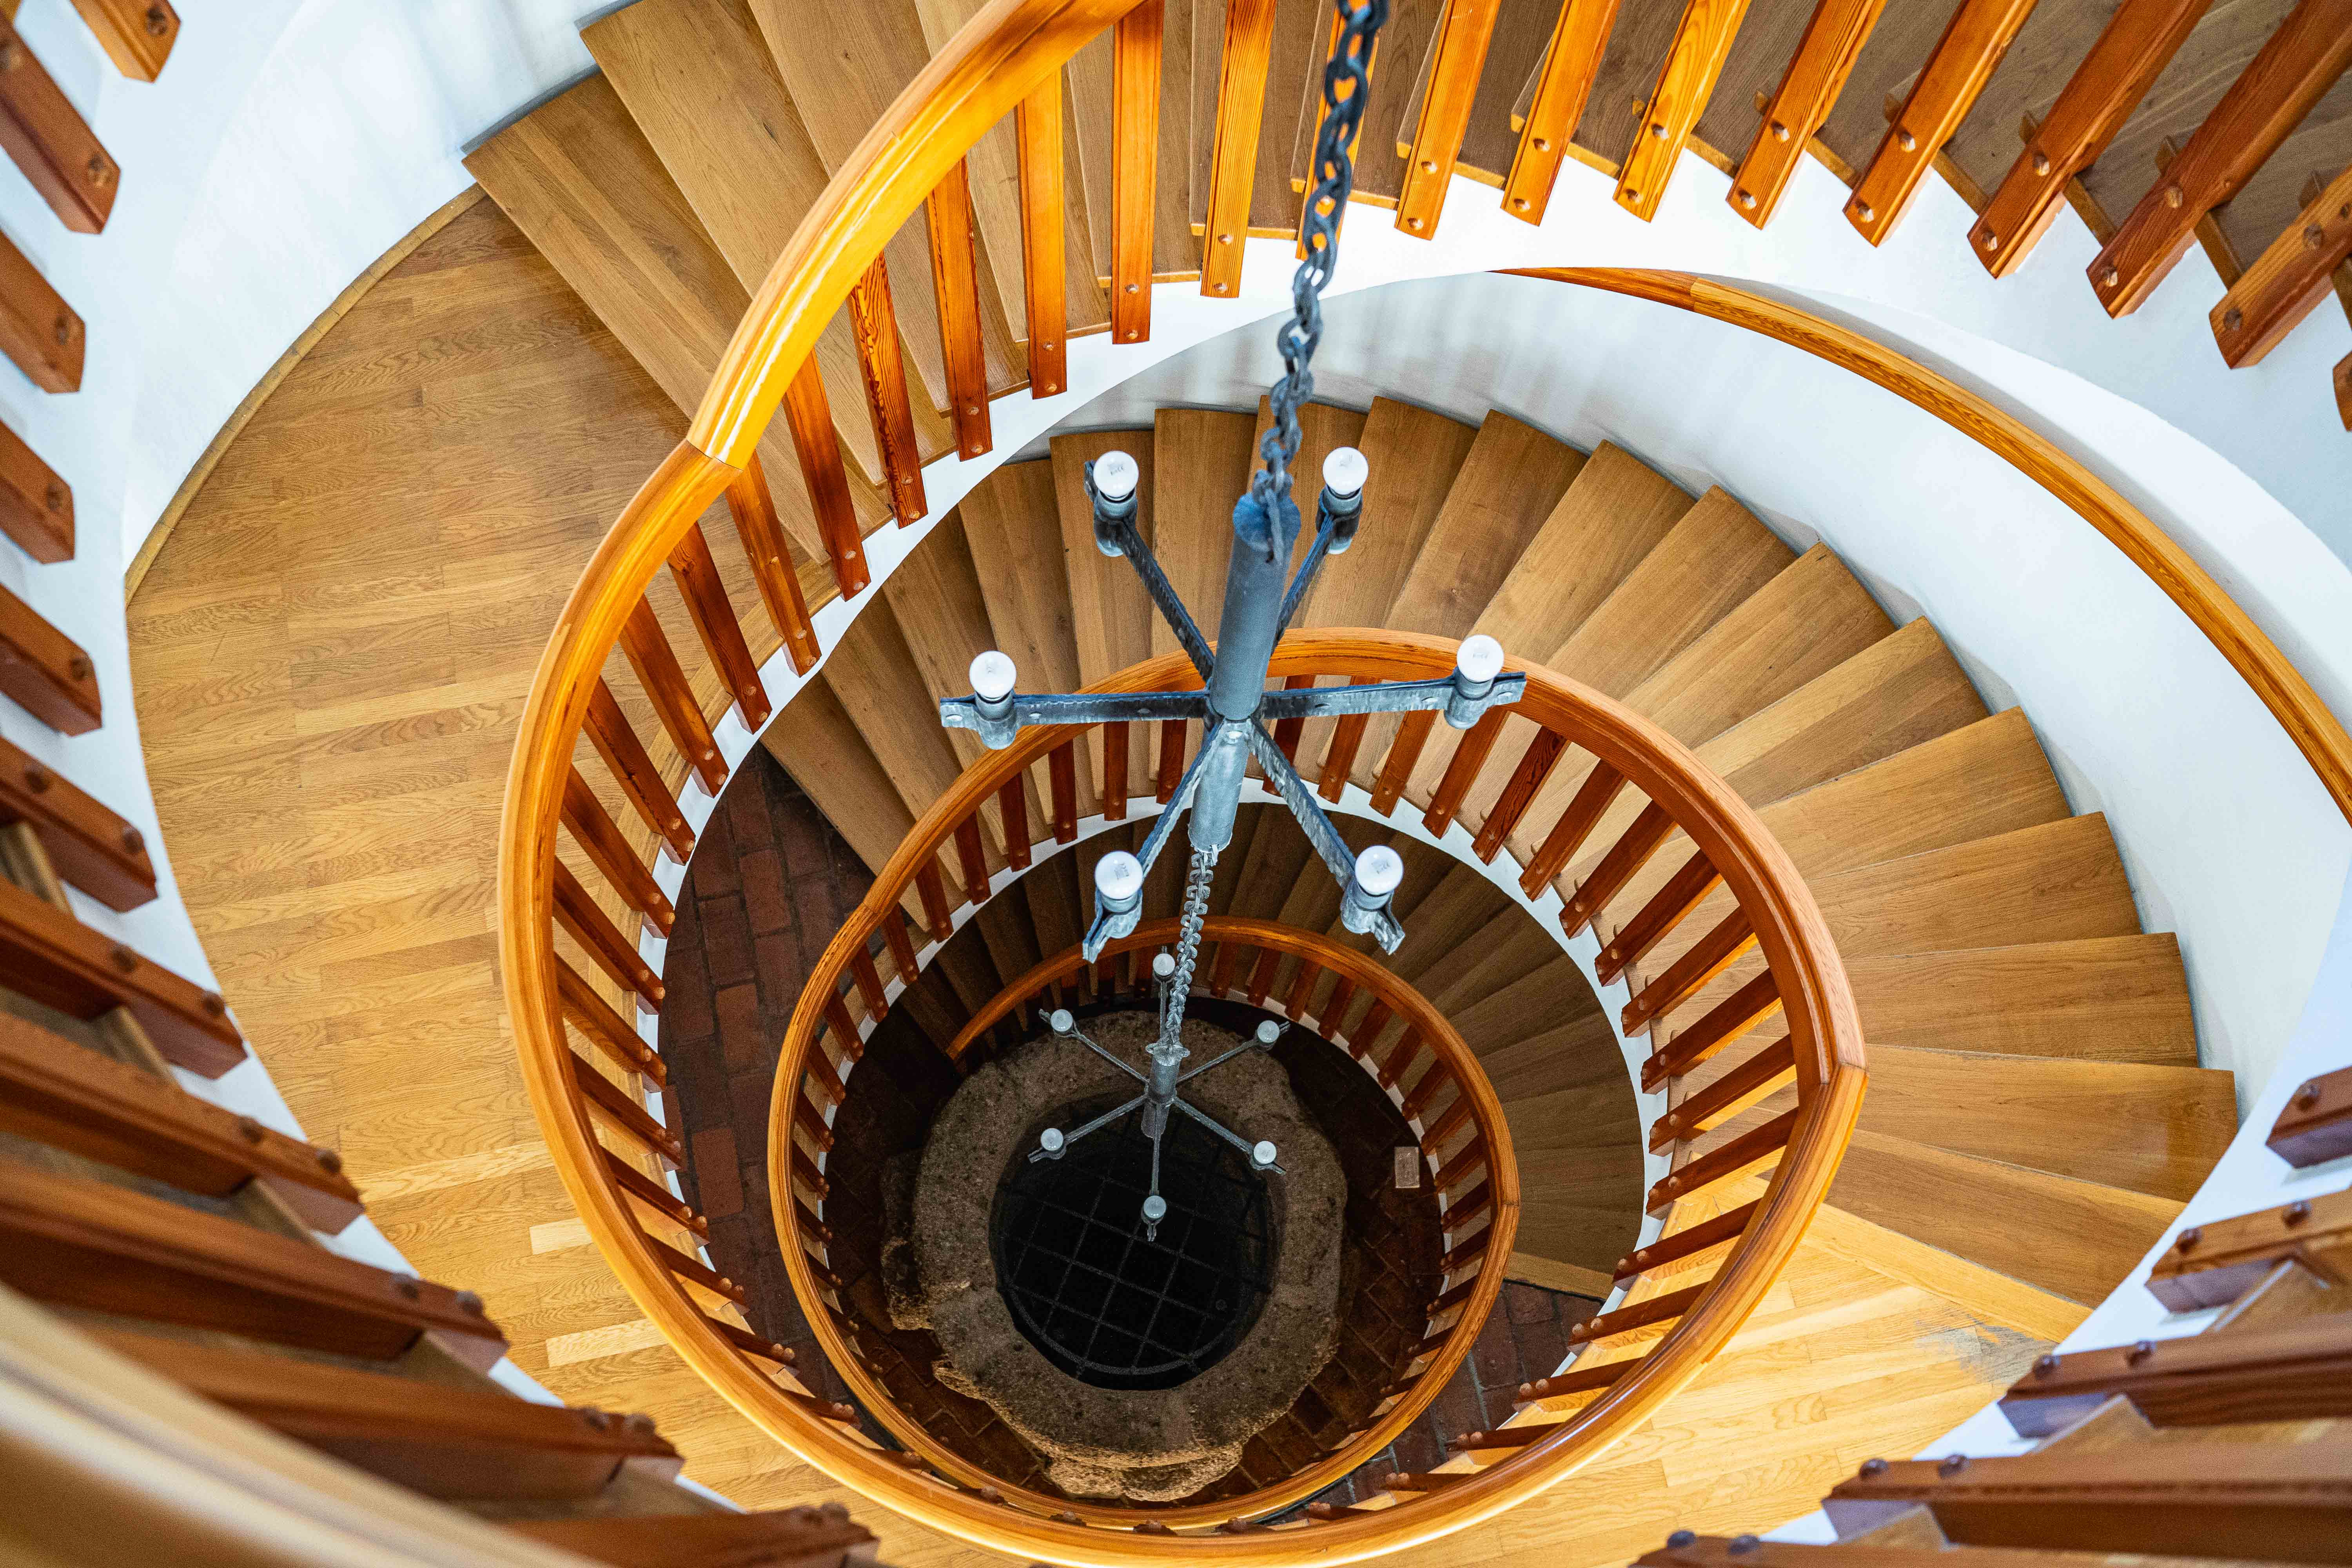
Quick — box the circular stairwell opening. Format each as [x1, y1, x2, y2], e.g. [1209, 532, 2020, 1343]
[993, 1106, 1273, 1391]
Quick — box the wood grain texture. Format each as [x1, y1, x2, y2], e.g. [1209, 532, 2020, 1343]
[0, 225, 80, 393]
[1616, 0, 1756, 220]
[1396, 0, 1508, 234]
[1200, 0, 1278, 294]
[67, 0, 177, 80]
[1843, 0, 2039, 244]
[0, 583, 98, 733]
[0, 15, 117, 231]
[2211, 156, 2352, 363]
[1728, 0, 1887, 225]
[0, 416, 71, 564]
[1502, 0, 1625, 222]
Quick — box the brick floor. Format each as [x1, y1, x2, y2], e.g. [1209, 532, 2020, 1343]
[663, 748, 1601, 1511]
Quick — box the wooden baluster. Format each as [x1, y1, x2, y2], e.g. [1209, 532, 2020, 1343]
[1155, 718, 1187, 802]
[1048, 741, 1080, 842]
[0, 873, 241, 1075]
[849, 945, 889, 1022]
[1209, 941, 1243, 997]
[2092, 0, 2352, 317]
[648, 1230, 746, 1305]
[780, 360, 869, 597]
[0, 1163, 508, 1370]
[1502, 0, 1621, 224]
[795, 1197, 834, 1247]
[881, 911, 921, 988]
[0, 17, 119, 232]
[1650, 1037, 1795, 1150]
[2213, 162, 2352, 366]
[1444, 1178, 1493, 1229]
[926, 162, 992, 459]
[562, 767, 675, 935]
[1295, 0, 1381, 252]
[1514, 1360, 1641, 1413]
[1102, 720, 1129, 819]
[1968, 0, 2205, 276]
[791, 1085, 836, 1152]
[844, 259, 926, 525]
[1846, 0, 2039, 245]
[1244, 946, 1282, 1008]
[1318, 678, 1375, 799]
[557, 960, 663, 1083]
[1559, 801, 1674, 935]
[0, 1011, 361, 1232]
[1283, 958, 1322, 1019]
[583, 679, 695, 862]
[66, 0, 179, 81]
[1728, 0, 1886, 226]
[1614, 1199, 1760, 1283]
[1271, 673, 1315, 762]
[915, 858, 954, 941]
[1431, 1138, 1486, 1194]
[1378, 1026, 1421, 1091]
[1396, 0, 1505, 237]
[1438, 1227, 1490, 1276]
[1519, 760, 1624, 897]
[1015, 78, 1068, 398]
[1371, 710, 1436, 815]
[0, 231, 82, 393]
[604, 1147, 706, 1234]
[1321, 974, 1358, 1038]
[667, 524, 770, 730]
[823, 994, 864, 1063]
[1570, 1281, 1706, 1345]
[573, 1057, 681, 1165]
[788, 1142, 829, 1201]
[1616, 0, 1755, 222]
[1423, 709, 1504, 837]
[997, 775, 1034, 866]
[1647, 1107, 1796, 1212]
[1420, 1089, 1474, 1153]
[1199, 0, 1278, 298]
[1471, 728, 1566, 862]
[0, 584, 98, 733]
[98, 1328, 679, 1501]
[1350, 999, 1393, 1058]
[0, 735, 154, 909]
[617, 599, 725, 795]
[708, 1314, 800, 1368]
[1640, 972, 1782, 1089]
[553, 859, 662, 1009]
[0, 417, 69, 563]
[803, 1039, 846, 1107]
[725, 455, 820, 675]
[1596, 851, 1722, 983]
[1622, 909, 1756, 1034]
[1110, 0, 1162, 344]
[1399, 1063, 1449, 1123]
[953, 815, 992, 904]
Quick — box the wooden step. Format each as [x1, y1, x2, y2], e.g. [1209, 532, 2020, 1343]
[1519, 617, 1986, 895]
[748, 0, 1022, 389]
[958, 460, 1102, 820]
[1228, 804, 1316, 920]
[512, 1505, 877, 1568]
[1420, 908, 1560, 1016]
[1049, 429, 1162, 794]
[815, 599, 972, 834]
[1389, 411, 1588, 641]
[1152, 407, 1261, 650]
[1507, 1085, 1646, 1277]
[1374, 861, 1510, 985]
[1451, 951, 1593, 1056]
[1481, 1006, 1621, 1102]
[463, 76, 884, 558]
[583, 0, 939, 471]
[1841, 934, 2197, 1067]
[1472, 441, 1695, 658]
[1823, 1129, 2181, 1306]
[1304, 397, 1479, 633]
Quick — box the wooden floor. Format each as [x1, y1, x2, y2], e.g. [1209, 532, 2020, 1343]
[129, 198, 2069, 1567]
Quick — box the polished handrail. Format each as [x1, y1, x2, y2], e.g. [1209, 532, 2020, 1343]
[755, 633, 1863, 1553]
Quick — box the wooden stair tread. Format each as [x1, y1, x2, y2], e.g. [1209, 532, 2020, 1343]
[1152, 407, 1261, 651]
[461, 76, 878, 560]
[1388, 411, 1588, 641]
[1842, 933, 2198, 1067]
[1304, 397, 1479, 632]
[812, 601, 970, 830]
[1824, 1128, 2183, 1307]
[581, 0, 916, 475]
[1471, 440, 1694, 660]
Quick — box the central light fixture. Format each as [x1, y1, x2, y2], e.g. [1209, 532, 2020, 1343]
[936, 0, 1516, 1238]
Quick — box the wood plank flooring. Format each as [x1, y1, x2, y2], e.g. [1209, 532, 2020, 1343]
[130, 198, 2060, 1567]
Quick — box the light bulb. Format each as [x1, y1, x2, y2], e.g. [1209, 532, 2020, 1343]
[1256, 1020, 1281, 1045]
[1040, 1127, 1065, 1154]
[969, 650, 1016, 703]
[1455, 634, 1504, 686]
[1142, 1194, 1167, 1221]
[1323, 445, 1368, 498]
[1152, 951, 1176, 979]
[1093, 450, 1140, 503]
[1095, 850, 1143, 904]
[1353, 844, 1403, 898]
[1049, 1008, 1074, 1034]
[1252, 1140, 1278, 1170]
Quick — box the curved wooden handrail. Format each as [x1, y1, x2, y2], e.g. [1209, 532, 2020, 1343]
[737, 632, 1864, 1556]
[1510, 267, 2352, 830]
[929, 912, 1521, 1495]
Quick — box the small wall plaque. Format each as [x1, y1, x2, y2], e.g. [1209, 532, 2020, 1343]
[1394, 1146, 1421, 1189]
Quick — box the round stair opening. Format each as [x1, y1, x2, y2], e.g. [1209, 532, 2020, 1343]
[993, 1107, 1272, 1391]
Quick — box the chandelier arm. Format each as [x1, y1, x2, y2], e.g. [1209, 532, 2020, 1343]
[1274, 512, 1338, 635]
[1244, 720, 1404, 953]
[1251, 670, 1530, 721]
[1081, 739, 1215, 960]
[941, 690, 1207, 737]
[1029, 1092, 1148, 1161]
[1172, 1097, 1286, 1175]
[1106, 517, 1217, 680]
[1175, 1036, 1261, 1084]
[1061, 1024, 1149, 1083]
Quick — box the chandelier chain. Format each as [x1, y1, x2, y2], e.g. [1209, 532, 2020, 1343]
[1249, 0, 1390, 533]
[1160, 846, 1220, 1042]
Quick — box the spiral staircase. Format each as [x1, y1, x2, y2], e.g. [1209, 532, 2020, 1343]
[7, 0, 2346, 1563]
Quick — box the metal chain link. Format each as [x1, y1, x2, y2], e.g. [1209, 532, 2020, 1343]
[1159, 846, 1220, 1043]
[1247, 0, 1390, 535]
